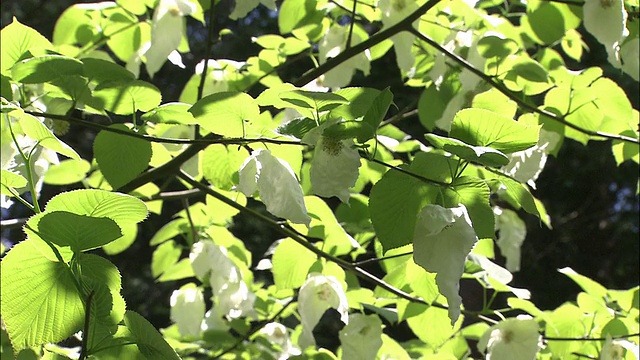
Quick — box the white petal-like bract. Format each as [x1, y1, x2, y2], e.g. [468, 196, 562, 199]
[310, 136, 361, 203]
[494, 207, 527, 272]
[478, 318, 541, 360]
[413, 204, 479, 324]
[170, 286, 206, 338]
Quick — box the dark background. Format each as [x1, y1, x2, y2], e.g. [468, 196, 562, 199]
[1, 0, 638, 333]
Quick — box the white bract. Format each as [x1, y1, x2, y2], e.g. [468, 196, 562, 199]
[583, 0, 633, 78]
[189, 240, 256, 319]
[478, 318, 541, 360]
[297, 273, 349, 349]
[259, 322, 301, 360]
[338, 313, 383, 360]
[319, 25, 371, 88]
[413, 204, 478, 324]
[141, 0, 197, 78]
[238, 149, 311, 225]
[230, 0, 276, 20]
[170, 286, 206, 338]
[494, 207, 527, 272]
[378, 0, 418, 74]
[502, 129, 559, 189]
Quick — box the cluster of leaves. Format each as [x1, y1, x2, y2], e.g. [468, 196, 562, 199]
[0, 0, 638, 359]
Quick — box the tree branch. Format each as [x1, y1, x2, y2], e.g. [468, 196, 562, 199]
[409, 28, 639, 145]
[293, 0, 441, 87]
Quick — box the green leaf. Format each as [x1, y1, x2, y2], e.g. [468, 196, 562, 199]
[45, 189, 148, 227]
[1, 240, 84, 351]
[477, 34, 519, 59]
[406, 305, 461, 347]
[156, 259, 194, 282]
[82, 58, 135, 85]
[141, 102, 198, 125]
[189, 91, 260, 138]
[280, 90, 349, 112]
[93, 124, 152, 190]
[123, 311, 181, 360]
[1, 18, 53, 76]
[107, 22, 151, 62]
[425, 134, 510, 167]
[278, 0, 317, 34]
[443, 177, 494, 239]
[11, 55, 83, 84]
[472, 89, 517, 118]
[450, 108, 540, 154]
[322, 120, 374, 143]
[360, 87, 393, 140]
[16, 110, 80, 160]
[276, 117, 318, 139]
[79, 253, 125, 326]
[511, 60, 550, 83]
[151, 240, 182, 279]
[305, 195, 356, 255]
[418, 75, 462, 131]
[93, 80, 162, 115]
[1, 75, 13, 101]
[52, 4, 100, 46]
[102, 222, 139, 255]
[37, 211, 122, 252]
[558, 267, 607, 298]
[272, 238, 317, 290]
[44, 159, 91, 185]
[202, 145, 249, 191]
[0, 170, 27, 195]
[330, 87, 381, 120]
[370, 154, 440, 252]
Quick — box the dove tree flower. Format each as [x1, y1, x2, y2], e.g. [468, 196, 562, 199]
[238, 149, 311, 225]
[378, 0, 419, 74]
[137, 0, 197, 78]
[478, 318, 541, 360]
[303, 121, 361, 203]
[170, 285, 206, 338]
[259, 322, 301, 360]
[413, 204, 479, 324]
[319, 24, 371, 89]
[297, 273, 349, 349]
[494, 207, 527, 272]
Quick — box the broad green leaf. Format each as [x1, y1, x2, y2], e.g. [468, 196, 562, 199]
[116, 0, 150, 15]
[476, 34, 519, 59]
[305, 196, 357, 255]
[88, 325, 146, 359]
[123, 311, 181, 360]
[276, 117, 318, 139]
[1, 240, 84, 351]
[189, 92, 261, 137]
[450, 108, 539, 154]
[369, 154, 440, 252]
[151, 240, 182, 279]
[82, 58, 135, 84]
[52, 3, 102, 46]
[93, 124, 152, 190]
[16, 110, 80, 160]
[79, 253, 125, 326]
[1, 18, 53, 76]
[1, 75, 12, 101]
[202, 144, 249, 191]
[157, 258, 194, 282]
[425, 134, 510, 167]
[102, 222, 139, 255]
[11, 55, 83, 84]
[45, 189, 148, 226]
[93, 80, 162, 115]
[205, 191, 247, 225]
[0, 170, 27, 195]
[141, 102, 198, 125]
[339, 314, 383, 360]
[272, 238, 317, 290]
[280, 90, 348, 112]
[107, 22, 151, 63]
[544, 303, 585, 357]
[418, 74, 462, 131]
[278, 0, 317, 34]
[37, 211, 122, 252]
[442, 176, 494, 239]
[44, 159, 91, 185]
[330, 87, 381, 120]
[558, 267, 608, 298]
[361, 87, 393, 140]
[322, 121, 374, 143]
[406, 305, 462, 347]
[472, 88, 517, 118]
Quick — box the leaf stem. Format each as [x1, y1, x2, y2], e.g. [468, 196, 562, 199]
[79, 290, 95, 360]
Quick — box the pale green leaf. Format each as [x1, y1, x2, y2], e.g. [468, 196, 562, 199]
[11, 55, 83, 84]
[0, 170, 27, 195]
[329, 87, 381, 120]
[339, 314, 383, 360]
[123, 311, 181, 360]
[0, 240, 84, 351]
[279, 90, 348, 112]
[44, 159, 91, 185]
[17, 111, 80, 160]
[141, 102, 198, 125]
[93, 80, 162, 115]
[202, 144, 249, 191]
[152, 240, 182, 279]
[425, 134, 510, 167]
[305, 196, 357, 255]
[37, 211, 122, 252]
[1, 18, 53, 76]
[189, 91, 260, 137]
[272, 238, 316, 290]
[102, 222, 139, 255]
[443, 176, 494, 239]
[450, 108, 540, 154]
[93, 125, 152, 190]
[558, 267, 608, 298]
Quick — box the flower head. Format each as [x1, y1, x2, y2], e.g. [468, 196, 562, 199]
[478, 318, 541, 360]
